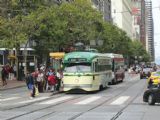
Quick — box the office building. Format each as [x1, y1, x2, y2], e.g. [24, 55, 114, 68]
[91, 0, 112, 22]
[145, 0, 155, 61]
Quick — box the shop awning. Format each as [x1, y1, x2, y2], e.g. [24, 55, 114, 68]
[49, 52, 65, 59]
[8, 55, 17, 59]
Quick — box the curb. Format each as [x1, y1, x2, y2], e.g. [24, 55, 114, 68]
[0, 84, 26, 91]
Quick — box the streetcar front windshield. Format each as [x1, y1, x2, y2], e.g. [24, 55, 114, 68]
[64, 63, 91, 73]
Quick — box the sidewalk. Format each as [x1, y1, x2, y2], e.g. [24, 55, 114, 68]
[0, 79, 26, 91]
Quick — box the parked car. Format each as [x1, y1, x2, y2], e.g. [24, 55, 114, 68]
[143, 84, 160, 105]
[140, 67, 152, 79]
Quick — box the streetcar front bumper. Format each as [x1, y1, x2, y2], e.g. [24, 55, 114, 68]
[63, 84, 98, 92]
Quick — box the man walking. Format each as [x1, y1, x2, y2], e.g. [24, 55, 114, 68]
[1, 66, 7, 86]
[25, 71, 35, 98]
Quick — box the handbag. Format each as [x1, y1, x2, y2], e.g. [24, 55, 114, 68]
[34, 86, 39, 96]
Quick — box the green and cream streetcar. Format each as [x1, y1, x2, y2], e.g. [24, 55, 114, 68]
[62, 52, 112, 92]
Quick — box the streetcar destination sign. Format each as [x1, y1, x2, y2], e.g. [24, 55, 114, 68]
[68, 58, 87, 62]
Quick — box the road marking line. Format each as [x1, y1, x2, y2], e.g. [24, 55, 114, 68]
[19, 97, 49, 104]
[39, 96, 73, 105]
[75, 96, 101, 105]
[0, 97, 20, 102]
[110, 96, 130, 105]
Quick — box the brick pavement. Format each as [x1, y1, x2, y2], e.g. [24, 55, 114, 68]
[0, 78, 26, 91]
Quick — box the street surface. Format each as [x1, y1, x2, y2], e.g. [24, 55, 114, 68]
[0, 73, 159, 120]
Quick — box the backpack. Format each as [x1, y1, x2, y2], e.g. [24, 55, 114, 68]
[26, 74, 34, 85]
[48, 75, 56, 85]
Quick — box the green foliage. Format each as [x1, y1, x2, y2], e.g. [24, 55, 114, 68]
[0, 16, 27, 48]
[0, 0, 150, 63]
[99, 22, 132, 56]
[20, 0, 103, 59]
[128, 40, 151, 62]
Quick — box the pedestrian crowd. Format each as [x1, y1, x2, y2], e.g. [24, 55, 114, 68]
[1, 64, 16, 86]
[25, 66, 63, 99]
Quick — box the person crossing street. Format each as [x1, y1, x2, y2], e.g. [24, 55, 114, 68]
[25, 71, 35, 99]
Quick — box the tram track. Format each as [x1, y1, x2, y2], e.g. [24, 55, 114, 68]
[110, 81, 147, 120]
[4, 75, 140, 120]
[3, 73, 136, 111]
[68, 77, 143, 120]
[2, 93, 66, 111]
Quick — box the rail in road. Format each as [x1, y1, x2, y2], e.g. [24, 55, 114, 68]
[0, 72, 138, 110]
[0, 74, 144, 120]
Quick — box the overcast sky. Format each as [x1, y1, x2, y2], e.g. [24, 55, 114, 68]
[152, 0, 160, 63]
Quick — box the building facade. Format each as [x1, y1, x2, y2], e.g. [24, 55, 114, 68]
[111, 0, 133, 39]
[145, 0, 155, 61]
[132, 0, 141, 40]
[91, 0, 112, 22]
[140, 0, 146, 47]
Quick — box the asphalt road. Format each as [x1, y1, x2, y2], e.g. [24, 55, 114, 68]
[0, 73, 159, 120]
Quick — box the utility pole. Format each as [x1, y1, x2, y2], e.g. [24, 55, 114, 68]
[24, 40, 29, 76]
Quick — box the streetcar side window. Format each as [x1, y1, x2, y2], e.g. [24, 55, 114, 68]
[95, 59, 111, 72]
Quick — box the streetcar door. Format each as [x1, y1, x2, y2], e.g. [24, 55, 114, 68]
[92, 62, 95, 72]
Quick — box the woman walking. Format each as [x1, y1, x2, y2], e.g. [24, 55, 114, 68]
[56, 69, 63, 92]
[37, 70, 44, 93]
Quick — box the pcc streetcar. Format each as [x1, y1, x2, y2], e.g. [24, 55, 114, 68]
[62, 52, 112, 92]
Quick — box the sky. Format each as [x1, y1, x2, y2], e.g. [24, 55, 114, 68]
[152, 0, 160, 64]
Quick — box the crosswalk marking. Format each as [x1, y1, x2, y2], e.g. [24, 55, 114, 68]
[110, 96, 130, 105]
[0, 97, 20, 102]
[19, 97, 49, 104]
[75, 96, 101, 105]
[39, 96, 73, 105]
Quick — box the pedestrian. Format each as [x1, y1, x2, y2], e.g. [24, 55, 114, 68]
[9, 65, 14, 80]
[25, 71, 35, 98]
[46, 69, 56, 92]
[56, 69, 63, 91]
[37, 70, 44, 93]
[5, 64, 10, 80]
[1, 66, 7, 86]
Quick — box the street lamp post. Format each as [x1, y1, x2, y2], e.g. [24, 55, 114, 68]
[24, 39, 30, 76]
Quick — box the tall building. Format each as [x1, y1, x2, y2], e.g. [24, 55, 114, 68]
[91, 0, 112, 22]
[140, 0, 146, 47]
[145, 0, 155, 61]
[111, 0, 133, 38]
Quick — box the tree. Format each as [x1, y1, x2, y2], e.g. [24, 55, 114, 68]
[99, 22, 132, 56]
[0, 16, 27, 49]
[21, 0, 103, 64]
[0, 0, 150, 66]
[128, 40, 151, 64]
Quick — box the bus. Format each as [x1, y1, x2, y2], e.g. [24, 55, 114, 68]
[104, 53, 125, 84]
[62, 52, 112, 92]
